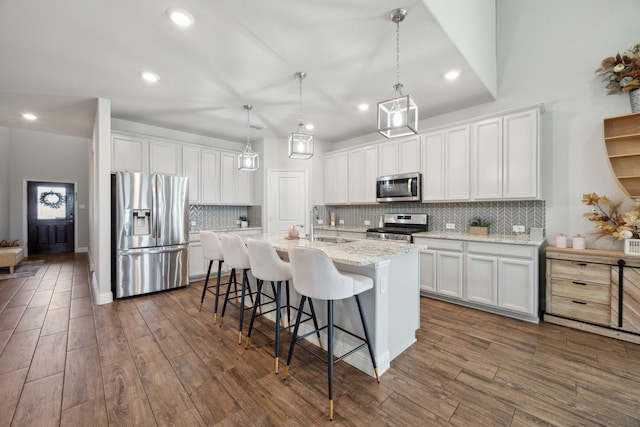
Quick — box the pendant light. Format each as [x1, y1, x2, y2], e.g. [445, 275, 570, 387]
[377, 8, 418, 138]
[238, 104, 259, 171]
[288, 71, 314, 159]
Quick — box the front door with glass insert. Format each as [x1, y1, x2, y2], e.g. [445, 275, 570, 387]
[27, 181, 75, 255]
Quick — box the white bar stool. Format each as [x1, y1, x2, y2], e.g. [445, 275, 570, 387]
[284, 245, 380, 420]
[244, 238, 321, 374]
[198, 230, 228, 324]
[219, 233, 255, 344]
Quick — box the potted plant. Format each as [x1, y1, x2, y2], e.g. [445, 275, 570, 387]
[469, 218, 490, 235]
[239, 215, 248, 228]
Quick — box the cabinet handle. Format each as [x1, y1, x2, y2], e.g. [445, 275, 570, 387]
[572, 281, 587, 286]
[571, 300, 587, 305]
[571, 261, 588, 267]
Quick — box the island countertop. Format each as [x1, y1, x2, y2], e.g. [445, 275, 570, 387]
[246, 233, 425, 266]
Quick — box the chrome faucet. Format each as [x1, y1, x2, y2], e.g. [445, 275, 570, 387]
[309, 209, 315, 241]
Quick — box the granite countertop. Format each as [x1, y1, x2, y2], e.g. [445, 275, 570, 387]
[413, 231, 546, 246]
[315, 226, 369, 233]
[247, 233, 424, 266]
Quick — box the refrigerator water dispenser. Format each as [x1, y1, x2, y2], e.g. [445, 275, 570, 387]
[133, 209, 151, 235]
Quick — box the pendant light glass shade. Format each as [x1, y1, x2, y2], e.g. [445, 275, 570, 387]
[377, 8, 418, 138]
[238, 105, 259, 171]
[288, 72, 314, 159]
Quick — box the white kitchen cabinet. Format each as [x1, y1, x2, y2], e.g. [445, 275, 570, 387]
[348, 145, 378, 203]
[111, 134, 149, 173]
[189, 239, 206, 279]
[183, 146, 202, 203]
[419, 249, 436, 293]
[471, 107, 540, 200]
[415, 238, 464, 299]
[466, 254, 498, 306]
[150, 139, 182, 175]
[497, 257, 535, 314]
[437, 251, 464, 299]
[237, 168, 254, 205]
[422, 126, 470, 201]
[323, 152, 348, 204]
[201, 149, 220, 204]
[378, 135, 421, 177]
[220, 152, 237, 204]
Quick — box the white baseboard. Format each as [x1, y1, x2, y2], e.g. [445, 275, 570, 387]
[91, 272, 113, 305]
[76, 247, 88, 253]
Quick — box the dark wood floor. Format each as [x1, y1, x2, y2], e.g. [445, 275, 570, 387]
[1, 253, 640, 426]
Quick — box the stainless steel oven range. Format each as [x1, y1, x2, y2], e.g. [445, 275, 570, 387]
[366, 213, 429, 243]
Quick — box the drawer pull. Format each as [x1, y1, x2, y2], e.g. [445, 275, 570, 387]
[572, 281, 587, 286]
[571, 300, 587, 305]
[571, 261, 588, 267]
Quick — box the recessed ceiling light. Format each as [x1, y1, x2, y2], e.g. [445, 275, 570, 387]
[305, 123, 315, 131]
[358, 103, 370, 111]
[140, 71, 160, 83]
[22, 112, 37, 121]
[444, 70, 461, 80]
[167, 8, 194, 27]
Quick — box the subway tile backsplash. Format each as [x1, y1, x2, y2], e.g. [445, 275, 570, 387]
[317, 201, 545, 235]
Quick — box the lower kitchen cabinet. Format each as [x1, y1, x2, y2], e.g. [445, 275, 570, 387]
[415, 237, 540, 322]
[546, 247, 640, 343]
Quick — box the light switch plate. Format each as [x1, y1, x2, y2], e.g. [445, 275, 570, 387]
[317, 219, 324, 225]
[445, 223, 455, 230]
[513, 225, 525, 233]
[364, 220, 371, 225]
[339, 219, 345, 225]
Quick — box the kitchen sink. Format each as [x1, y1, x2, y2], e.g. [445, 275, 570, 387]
[313, 236, 354, 244]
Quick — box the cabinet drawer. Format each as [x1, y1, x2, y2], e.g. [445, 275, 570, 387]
[414, 238, 463, 252]
[550, 278, 610, 305]
[550, 295, 610, 326]
[467, 241, 535, 259]
[550, 260, 610, 285]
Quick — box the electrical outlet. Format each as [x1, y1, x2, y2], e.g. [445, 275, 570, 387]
[190, 221, 196, 226]
[317, 219, 324, 225]
[364, 220, 371, 226]
[445, 223, 455, 230]
[513, 225, 525, 233]
[339, 219, 345, 225]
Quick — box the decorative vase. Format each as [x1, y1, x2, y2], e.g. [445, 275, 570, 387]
[630, 88, 640, 113]
[241, 220, 248, 228]
[469, 226, 489, 236]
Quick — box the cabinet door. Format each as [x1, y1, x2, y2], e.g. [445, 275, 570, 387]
[444, 126, 470, 200]
[182, 146, 201, 203]
[611, 266, 640, 333]
[237, 169, 254, 205]
[498, 258, 535, 315]
[150, 140, 182, 175]
[378, 140, 399, 176]
[471, 117, 502, 200]
[111, 135, 148, 172]
[419, 250, 437, 293]
[503, 109, 539, 199]
[436, 251, 464, 299]
[333, 152, 349, 204]
[398, 135, 421, 173]
[466, 254, 498, 306]
[348, 149, 365, 203]
[188, 241, 206, 279]
[324, 154, 336, 204]
[363, 145, 378, 202]
[422, 131, 445, 201]
[220, 152, 237, 204]
[201, 149, 220, 204]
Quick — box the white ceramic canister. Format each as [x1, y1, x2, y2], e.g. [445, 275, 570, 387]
[572, 235, 585, 250]
[555, 234, 567, 248]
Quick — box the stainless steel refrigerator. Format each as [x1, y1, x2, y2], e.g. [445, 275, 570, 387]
[111, 171, 189, 298]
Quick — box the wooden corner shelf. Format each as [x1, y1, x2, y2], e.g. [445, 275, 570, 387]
[604, 112, 640, 199]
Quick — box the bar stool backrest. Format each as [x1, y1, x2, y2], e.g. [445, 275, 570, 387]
[246, 238, 292, 282]
[221, 234, 251, 270]
[288, 246, 354, 301]
[200, 230, 223, 262]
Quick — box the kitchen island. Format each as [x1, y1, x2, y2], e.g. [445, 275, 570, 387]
[245, 233, 423, 377]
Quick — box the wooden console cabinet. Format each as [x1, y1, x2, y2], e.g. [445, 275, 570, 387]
[545, 247, 640, 343]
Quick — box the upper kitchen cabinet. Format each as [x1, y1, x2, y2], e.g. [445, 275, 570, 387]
[378, 135, 421, 177]
[182, 146, 202, 202]
[111, 134, 149, 173]
[324, 151, 348, 204]
[422, 126, 470, 201]
[149, 140, 182, 175]
[182, 146, 222, 204]
[471, 106, 541, 200]
[220, 152, 256, 205]
[348, 145, 378, 203]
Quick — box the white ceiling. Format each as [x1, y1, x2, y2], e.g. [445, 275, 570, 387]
[0, 0, 495, 143]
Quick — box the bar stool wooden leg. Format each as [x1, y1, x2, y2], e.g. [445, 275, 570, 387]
[355, 294, 380, 383]
[199, 260, 214, 311]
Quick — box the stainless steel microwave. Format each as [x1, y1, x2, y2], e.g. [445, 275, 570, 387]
[376, 172, 421, 202]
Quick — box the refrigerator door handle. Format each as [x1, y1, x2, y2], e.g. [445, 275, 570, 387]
[119, 245, 188, 256]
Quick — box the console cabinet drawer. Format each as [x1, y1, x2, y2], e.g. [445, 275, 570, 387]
[550, 278, 610, 305]
[549, 295, 610, 326]
[550, 260, 610, 285]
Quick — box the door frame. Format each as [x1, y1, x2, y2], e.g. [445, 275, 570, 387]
[23, 178, 78, 257]
[266, 169, 308, 234]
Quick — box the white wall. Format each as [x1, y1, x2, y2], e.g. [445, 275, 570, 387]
[7, 128, 90, 250]
[0, 127, 9, 239]
[338, 0, 640, 249]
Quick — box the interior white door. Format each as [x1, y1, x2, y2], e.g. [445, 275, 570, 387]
[267, 170, 308, 234]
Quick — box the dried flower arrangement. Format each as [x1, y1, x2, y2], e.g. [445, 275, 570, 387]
[595, 44, 640, 94]
[582, 193, 640, 240]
